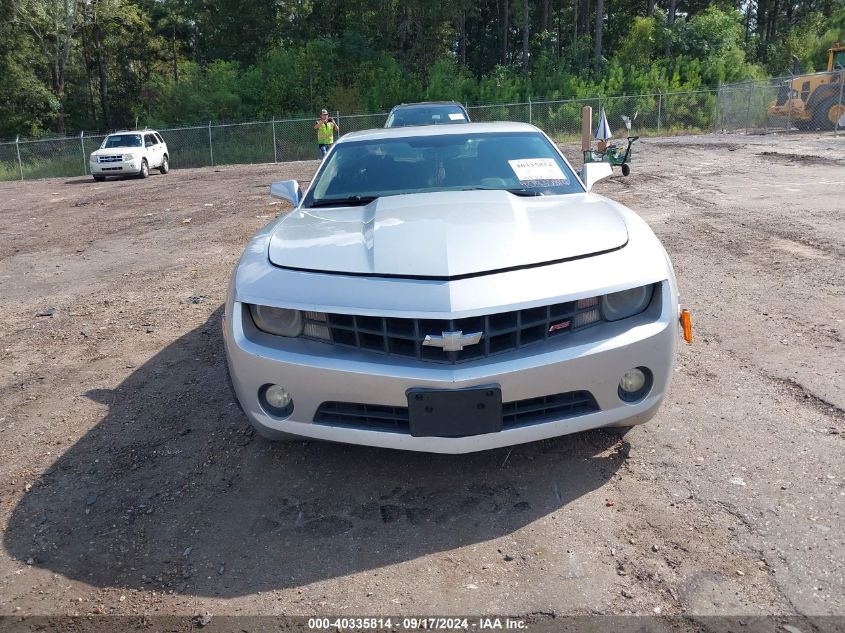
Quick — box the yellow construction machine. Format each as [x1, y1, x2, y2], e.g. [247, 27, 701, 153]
[769, 44, 845, 130]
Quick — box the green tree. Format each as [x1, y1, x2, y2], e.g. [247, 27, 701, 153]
[9, 0, 84, 132]
[79, 0, 145, 128]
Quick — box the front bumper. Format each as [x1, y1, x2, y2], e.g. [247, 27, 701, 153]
[224, 282, 679, 453]
[90, 158, 142, 175]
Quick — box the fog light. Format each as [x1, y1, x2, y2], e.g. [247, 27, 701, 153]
[258, 383, 294, 417]
[620, 368, 646, 392]
[618, 367, 653, 403]
[266, 384, 291, 408]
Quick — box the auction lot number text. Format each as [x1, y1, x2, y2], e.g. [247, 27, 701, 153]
[308, 617, 527, 630]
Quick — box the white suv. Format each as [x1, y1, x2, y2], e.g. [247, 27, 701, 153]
[89, 130, 169, 181]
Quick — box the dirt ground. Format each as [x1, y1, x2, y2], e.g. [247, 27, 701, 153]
[0, 133, 843, 625]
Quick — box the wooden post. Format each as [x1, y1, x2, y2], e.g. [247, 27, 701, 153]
[581, 106, 593, 152]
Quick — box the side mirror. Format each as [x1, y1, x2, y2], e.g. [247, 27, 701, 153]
[270, 179, 302, 207]
[580, 162, 613, 191]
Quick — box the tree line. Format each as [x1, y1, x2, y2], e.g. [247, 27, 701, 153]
[1, 0, 842, 139]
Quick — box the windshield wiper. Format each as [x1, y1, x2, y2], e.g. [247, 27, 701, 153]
[460, 187, 543, 197]
[310, 195, 379, 208]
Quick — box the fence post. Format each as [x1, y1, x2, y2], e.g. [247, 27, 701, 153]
[80, 131, 87, 175]
[272, 116, 277, 163]
[16, 136, 23, 181]
[745, 82, 752, 135]
[786, 86, 792, 132]
[835, 73, 844, 137]
[712, 86, 719, 133]
[657, 90, 663, 136]
[208, 121, 214, 166]
[528, 97, 532, 124]
[336, 111, 340, 137]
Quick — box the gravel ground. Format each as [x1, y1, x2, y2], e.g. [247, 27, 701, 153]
[0, 133, 843, 623]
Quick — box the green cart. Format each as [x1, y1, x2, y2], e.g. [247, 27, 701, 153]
[583, 135, 639, 177]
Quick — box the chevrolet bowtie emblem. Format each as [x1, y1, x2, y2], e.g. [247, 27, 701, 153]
[422, 330, 483, 352]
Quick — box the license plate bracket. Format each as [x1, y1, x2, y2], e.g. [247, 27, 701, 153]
[406, 385, 503, 438]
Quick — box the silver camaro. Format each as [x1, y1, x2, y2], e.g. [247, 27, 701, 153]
[223, 122, 690, 453]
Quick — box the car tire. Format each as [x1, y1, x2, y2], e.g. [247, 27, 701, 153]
[252, 425, 299, 442]
[159, 154, 169, 174]
[139, 159, 149, 179]
[93, 175, 105, 182]
[602, 425, 633, 437]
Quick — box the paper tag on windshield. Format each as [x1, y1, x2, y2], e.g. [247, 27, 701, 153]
[508, 159, 567, 186]
[448, 113, 466, 121]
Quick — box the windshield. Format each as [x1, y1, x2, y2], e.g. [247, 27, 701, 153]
[101, 134, 142, 149]
[386, 105, 469, 127]
[305, 132, 583, 207]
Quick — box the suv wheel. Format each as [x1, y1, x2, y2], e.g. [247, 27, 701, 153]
[159, 154, 169, 174]
[139, 159, 149, 179]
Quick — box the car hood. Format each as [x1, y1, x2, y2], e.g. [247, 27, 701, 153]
[267, 190, 628, 279]
[91, 147, 137, 154]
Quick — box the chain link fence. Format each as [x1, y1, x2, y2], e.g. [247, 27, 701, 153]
[715, 71, 845, 134]
[2, 75, 842, 182]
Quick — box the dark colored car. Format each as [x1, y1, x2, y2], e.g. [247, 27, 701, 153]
[385, 102, 471, 128]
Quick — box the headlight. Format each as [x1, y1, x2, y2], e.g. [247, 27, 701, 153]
[600, 285, 654, 321]
[249, 305, 303, 337]
[89, 154, 97, 162]
[123, 153, 137, 161]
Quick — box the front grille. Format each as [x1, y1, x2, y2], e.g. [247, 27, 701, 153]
[313, 390, 599, 433]
[304, 297, 606, 364]
[97, 155, 123, 163]
[314, 402, 410, 432]
[502, 390, 599, 427]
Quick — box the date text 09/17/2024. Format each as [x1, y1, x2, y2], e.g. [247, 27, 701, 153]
[307, 617, 527, 630]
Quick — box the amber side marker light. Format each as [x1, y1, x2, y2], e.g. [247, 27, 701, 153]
[680, 309, 693, 344]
